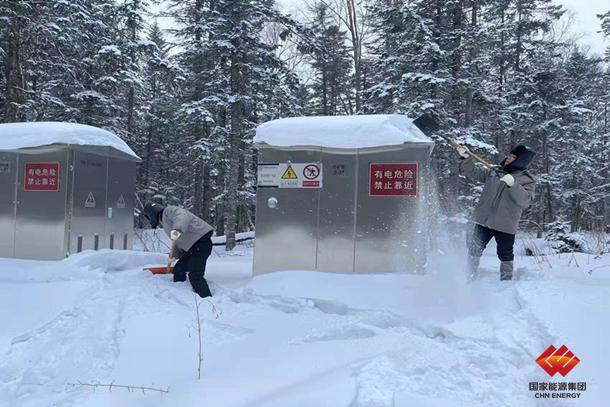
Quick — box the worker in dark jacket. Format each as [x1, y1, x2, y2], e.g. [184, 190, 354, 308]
[457, 145, 536, 280]
[144, 203, 214, 297]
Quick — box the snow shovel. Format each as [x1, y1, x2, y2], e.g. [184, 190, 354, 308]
[437, 133, 496, 170]
[144, 239, 176, 275]
[413, 113, 496, 170]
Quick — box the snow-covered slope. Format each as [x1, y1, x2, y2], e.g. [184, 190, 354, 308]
[0, 241, 608, 406]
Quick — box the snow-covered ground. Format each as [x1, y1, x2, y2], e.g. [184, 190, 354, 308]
[0, 237, 609, 406]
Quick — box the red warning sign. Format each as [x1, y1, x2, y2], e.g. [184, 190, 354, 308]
[369, 163, 417, 196]
[24, 162, 60, 192]
[303, 164, 320, 180]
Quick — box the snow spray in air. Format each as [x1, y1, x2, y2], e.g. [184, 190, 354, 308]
[394, 163, 480, 320]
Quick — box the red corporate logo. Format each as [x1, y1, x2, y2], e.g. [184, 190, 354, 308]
[536, 345, 580, 377]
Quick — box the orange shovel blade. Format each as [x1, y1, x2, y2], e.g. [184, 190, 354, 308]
[145, 266, 174, 275]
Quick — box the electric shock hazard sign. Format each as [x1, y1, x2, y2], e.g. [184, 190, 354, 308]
[281, 165, 298, 180]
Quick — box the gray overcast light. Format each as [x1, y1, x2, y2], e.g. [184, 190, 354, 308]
[557, 0, 608, 55]
[278, 0, 608, 55]
[154, 0, 608, 55]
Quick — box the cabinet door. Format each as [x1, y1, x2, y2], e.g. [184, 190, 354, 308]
[15, 150, 69, 260]
[254, 149, 321, 275]
[354, 147, 430, 273]
[70, 151, 108, 252]
[316, 152, 357, 273]
[106, 159, 136, 250]
[0, 153, 17, 258]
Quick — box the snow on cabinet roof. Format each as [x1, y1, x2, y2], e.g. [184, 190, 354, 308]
[255, 114, 433, 149]
[0, 122, 140, 159]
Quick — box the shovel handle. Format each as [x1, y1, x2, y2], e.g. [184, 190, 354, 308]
[168, 239, 176, 273]
[466, 150, 495, 170]
[440, 134, 495, 169]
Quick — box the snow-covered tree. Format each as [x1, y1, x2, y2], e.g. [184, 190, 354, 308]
[299, 1, 353, 115]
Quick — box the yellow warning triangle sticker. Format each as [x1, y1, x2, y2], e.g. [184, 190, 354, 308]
[281, 165, 298, 180]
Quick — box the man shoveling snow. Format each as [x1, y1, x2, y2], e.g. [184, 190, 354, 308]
[143, 203, 214, 298]
[457, 144, 536, 281]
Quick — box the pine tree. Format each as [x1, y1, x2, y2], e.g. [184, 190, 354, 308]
[2, 0, 609, 237]
[0, 0, 56, 121]
[299, 2, 353, 115]
[168, 0, 301, 249]
[136, 21, 183, 206]
[599, 10, 610, 60]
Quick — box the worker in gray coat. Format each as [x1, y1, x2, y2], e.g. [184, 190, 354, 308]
[457, 145, 536, 280]
[144, 203, 214, 297]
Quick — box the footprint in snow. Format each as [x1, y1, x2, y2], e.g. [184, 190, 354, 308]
[291, 324, 377, 345]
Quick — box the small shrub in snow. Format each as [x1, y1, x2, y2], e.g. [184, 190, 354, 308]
[68, 382, 169, 394]
[191, 295, 222, 380]
[545, 221, 586, 253]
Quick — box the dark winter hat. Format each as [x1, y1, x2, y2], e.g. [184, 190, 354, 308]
[503, 144, 536, 172]
[143, 202, 165, 228]
[510, 145, 528, 156]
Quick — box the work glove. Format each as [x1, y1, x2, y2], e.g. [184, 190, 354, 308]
[170, 229, 182, 241]
[499, 174, 515, 187]
[169, 246, 184, 262]
[456, 145, 470, 159]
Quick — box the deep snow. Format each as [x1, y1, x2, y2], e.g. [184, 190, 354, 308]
[0, 122, 139, 159]
[0, 238, 609, 407]
[254, 114, 432, 148]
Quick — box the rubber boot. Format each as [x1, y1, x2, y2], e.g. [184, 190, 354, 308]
[467, 255, 481, 281]
[500, 261, 513, 281]
[189, 274, 212, 298]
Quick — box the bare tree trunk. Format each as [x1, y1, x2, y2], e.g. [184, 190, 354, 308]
[202, 164, 212, 223]
[344, 0, 361, 112]
[515, 0, 523, 73]
[322, 71, 328, 115]
[4, 24, 24, 122]
[143, 119, 153, 195]
[571, 197, 581, 232]
[127, 87, 135, 137]
[216, 203, 225, 237]
[498, 7, 506, 96]
[464, 0, 478, 128]
[225, 55, 242, 251]
[600, 101, 610, 228]
[536, 192, 544, 238]
[193, 153, 205, 217]
[449, 0, 464, 126]
[191, 0, 207, 217]
[141, 73, 157, 198]
[126, 0, 140, 141]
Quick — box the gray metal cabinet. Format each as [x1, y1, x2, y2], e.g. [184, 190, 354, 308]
[253, 115, 434, 275]
[254, 145, 434, 275]
[0, 124, 140, 261]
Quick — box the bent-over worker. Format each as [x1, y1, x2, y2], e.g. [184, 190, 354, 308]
[144, 203, 214, 297]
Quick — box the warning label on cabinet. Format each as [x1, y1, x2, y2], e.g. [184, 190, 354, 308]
[85, 192, 96, 208]
[257, 163, 323, 188]
[24, 162, 60, 192]
[369, 163, 418, 196]
[281, 165, 298, 180]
